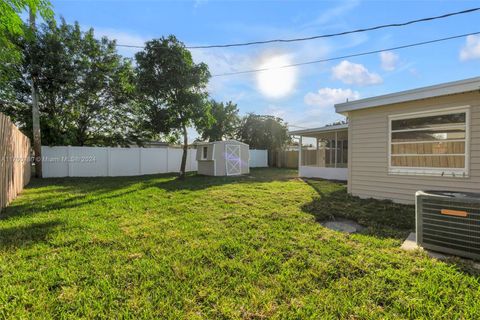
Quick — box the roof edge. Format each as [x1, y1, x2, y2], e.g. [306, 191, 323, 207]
[289, 123, 348, 136]
[335, 76, 480, 113]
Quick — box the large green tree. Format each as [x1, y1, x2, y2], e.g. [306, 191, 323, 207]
[0, 19, 142, 146]
[0, 0, 52, 66]
[237, 114, 290, 151]
[1, 1, 53, 178]
[197, 100, 239, 142]
[135, 35, 212, 178]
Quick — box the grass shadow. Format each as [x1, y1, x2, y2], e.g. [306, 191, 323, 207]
[0, 175, 158, 220]
[148, 168, 298, 192]
[303, 179, 480, 275]
[1, 168, 299, 220]
[0, 220, 63, 250]
[302, 179, 415, 240]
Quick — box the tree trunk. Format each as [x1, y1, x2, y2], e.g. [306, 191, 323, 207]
[30, 7, 42, 178]
[179, 125, 188, 179]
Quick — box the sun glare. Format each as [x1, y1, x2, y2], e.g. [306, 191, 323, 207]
[256, 54, 297, 98]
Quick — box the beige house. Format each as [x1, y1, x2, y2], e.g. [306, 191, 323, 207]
[196, 140, 250, 176]
[291, 76, 480, 204]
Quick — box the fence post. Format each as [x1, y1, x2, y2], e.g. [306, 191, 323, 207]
[67, 146, 71, 177]
[107, 147, 111, 177]
[166, 147, 169, 172]
[298, 136, 303, 169]
[138, 148, 142, 175]
[0, 112, 31, 211]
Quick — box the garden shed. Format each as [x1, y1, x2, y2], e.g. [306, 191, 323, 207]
[196, 140, 250, 176]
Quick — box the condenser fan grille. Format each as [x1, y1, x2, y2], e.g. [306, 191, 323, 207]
[416, 191, 480, 259]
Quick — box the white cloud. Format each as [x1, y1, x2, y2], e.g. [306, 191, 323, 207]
[190, 48, 255, 96]
[304, 87, 360, 109]
[460, 35, 480, 61]
[259, 88, 359, 130]
[193, 49, 256, 79]
[331, 60, 382, 86]
[380, 51, 399, 71]
[283, 87, 358, 128]
[191, 42, 329, 99]
[263, 104, 345, 131]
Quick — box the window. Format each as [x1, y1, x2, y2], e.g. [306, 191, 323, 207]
[389, 107, 469, 177]
[202, 146, 208, 160]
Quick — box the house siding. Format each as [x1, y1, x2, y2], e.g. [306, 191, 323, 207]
[348, 91, 480, 204]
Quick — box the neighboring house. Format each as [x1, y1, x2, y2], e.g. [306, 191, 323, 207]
[290, 76, 480, 203]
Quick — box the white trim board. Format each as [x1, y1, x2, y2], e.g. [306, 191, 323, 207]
[200, 145, 208, 160]
[289, 123, 348, 136]
[336, 77, 480, 114]
[299, 166, 348, 181]
[387, 106, 470, 178]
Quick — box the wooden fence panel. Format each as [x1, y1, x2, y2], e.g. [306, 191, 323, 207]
[270, 150, 324, 168]
[269, 150, 299, 168]
[0, 112, 31, 211]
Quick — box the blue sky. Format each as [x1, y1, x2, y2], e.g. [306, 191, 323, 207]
[50, 0, 480, 137]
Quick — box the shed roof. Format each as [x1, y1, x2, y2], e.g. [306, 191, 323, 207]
[288, 123, 348, 136]
[335, 76, 480, 114]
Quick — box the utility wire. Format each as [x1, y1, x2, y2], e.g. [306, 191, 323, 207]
[116, 7, 480, 50]
[211, 31, 480, 77]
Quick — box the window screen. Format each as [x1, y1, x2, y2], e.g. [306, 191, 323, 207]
[390, 110, 468, 176]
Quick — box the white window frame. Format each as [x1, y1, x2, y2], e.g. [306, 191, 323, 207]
[388, 106, 470, 177]
[201, 146, 208, 160]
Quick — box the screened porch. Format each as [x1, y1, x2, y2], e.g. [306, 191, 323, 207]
[289, 124, 349, 180]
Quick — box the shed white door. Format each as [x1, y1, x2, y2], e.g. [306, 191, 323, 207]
[225, 144, 241, 175]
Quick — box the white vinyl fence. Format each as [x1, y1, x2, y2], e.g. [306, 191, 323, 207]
[249, 149, 268, 168]
[42, 146, 268, 177]
[41, 146, 197, 178]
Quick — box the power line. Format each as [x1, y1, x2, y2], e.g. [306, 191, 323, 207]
[211, 31, 480, 77]
[116, 7, 480, 50]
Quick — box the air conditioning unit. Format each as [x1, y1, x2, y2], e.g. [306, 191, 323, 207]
[416, 190, 480, 260]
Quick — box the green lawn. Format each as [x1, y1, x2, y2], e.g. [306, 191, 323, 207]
[1, 168, 479, 319]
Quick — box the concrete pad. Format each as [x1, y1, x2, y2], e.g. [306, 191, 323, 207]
[401, 232, 480, 269]
[400, 232, 418, 251]
[322, 219, 364, 234]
